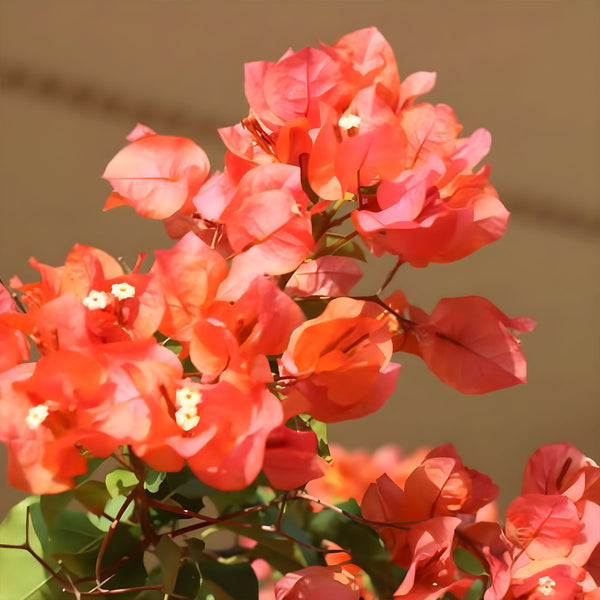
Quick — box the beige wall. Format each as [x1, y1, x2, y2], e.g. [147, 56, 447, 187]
[1, 0, 599, 515]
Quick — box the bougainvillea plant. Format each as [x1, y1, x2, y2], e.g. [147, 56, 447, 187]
[1, 27, 598, 600]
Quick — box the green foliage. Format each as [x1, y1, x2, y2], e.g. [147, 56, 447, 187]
[453, 548, 487, 576]
[144, 468, 166, 494]
[73, 480, 111, 516]
[105, 469, 139, 498]
[196, 559, 259, 600]
[321, 233, 367, 261]
[307, 499, 406, 598]
[460, 579, 485, 600]
[301, 415, 332, 462]
[0, 497, 69, 600]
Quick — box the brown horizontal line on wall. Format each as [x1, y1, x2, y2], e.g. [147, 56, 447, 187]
[2, 61, 599, 238]
[0, 61, 216, 137]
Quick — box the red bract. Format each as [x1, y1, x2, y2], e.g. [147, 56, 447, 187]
[274, 565, 362, 600]
[216, 163, 314, 299]
[0, 286, 29, 371]
[103, 124, 210, 220]
[244, 46, 352, 131]
[404, 296, 535, 394]
[12, 244, 165, 348]
[284, 256, 363, 298]
[307, 443, 429, 509]
[0, 362, 87, 494]
[361, 444, 498, 567]
[322, 27, 401, 109]
[135, 372, 283, 491]
[308, 87, 408, 200]
[511, 561, 587, 599]
[506, 495, 582, 561]
[522, 443, 600, 505]
[190, 276, 303, 382]
[393, 517, 474, 600]
[262, 426, 324, 490]
[0, 339, 182, 494]
[152, 232, 228, 340]
[279, 297, 400, 422]
[353, 152, 509, 266]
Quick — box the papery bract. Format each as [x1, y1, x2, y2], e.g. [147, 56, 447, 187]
[505, 494, 581, 560]
[152, 232, 228, 340]
[190, 275, 303, 382]
[284, 256, 362, 298]
[0, 286, 29, 371]
[306, 443, 429, 507]
[522, 443, 600, 504]
[244, 46, 351, 130]
[274, 565, 362, 600]
[0, 362, 87, 494]
[136, 372, 283, 490]
[393, 516, 474, 600]
[280, 297, 400, 422]
[322, 26, 401, 109]
[262, 426, 324, 490]
[406, 296, 535, 394]
[103, 125, 210, 220]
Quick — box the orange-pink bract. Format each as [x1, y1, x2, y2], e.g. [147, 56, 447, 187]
[274, 565, 362, 600]
[279, 297, 400, 423]
[404, 295, 536, 394]
[103, 125, 210, 220]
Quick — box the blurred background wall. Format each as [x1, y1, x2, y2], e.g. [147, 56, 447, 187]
[1, 0, 599, 515]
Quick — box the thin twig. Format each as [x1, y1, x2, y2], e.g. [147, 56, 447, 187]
[95, 487, 138, 586]
[291, 492, 415, 530]
[377, 257, 404, 294]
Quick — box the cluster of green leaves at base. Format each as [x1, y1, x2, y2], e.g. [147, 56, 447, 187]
[0, 453, 489, 600]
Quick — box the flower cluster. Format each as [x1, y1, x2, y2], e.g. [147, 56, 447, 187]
[0, 26, 588, 600]
[0, 27, 533, 498]
[272, 442, 600, 600]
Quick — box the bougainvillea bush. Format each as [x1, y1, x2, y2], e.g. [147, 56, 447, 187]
[1, 27, 598, 600]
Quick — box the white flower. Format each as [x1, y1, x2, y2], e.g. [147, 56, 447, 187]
[175, 406, 200, 431]
[111, 282, 136, 300]
[83, 290, 110, 310]
[176, 387, 201, 408]
[338, 113, 361, 130]
[25, 404, 49, 430]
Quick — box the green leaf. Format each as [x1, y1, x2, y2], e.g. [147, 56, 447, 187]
[164, 338, 183, 356]
[462, 578, 485, 600]
[308, 499, 404, 598]
[322, 233, 367, 261]
[73, 480, 110, 516]
[40, 492, 73, 529]
[0, 497, 69, 600]
[88, 495, 135, 532]
[144, 468, 166, 494]
[304, 417, 331, 462]
[154, 536, 182, 594]
[105, 469, 139, 498]
[162, 468, 214, 512]
[173, 559, 202, 599]
[198, 560, 258, 600]
[45, 509, 104, 555]
[453, 548, 487, 576]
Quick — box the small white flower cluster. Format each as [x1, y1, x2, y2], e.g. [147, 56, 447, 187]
[537, 576, 556, 596]
[175, 386, 201, 432]
[82, 282, 135, 310]
[338, 113, 361, 131]
[25, 404, 49, 430]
